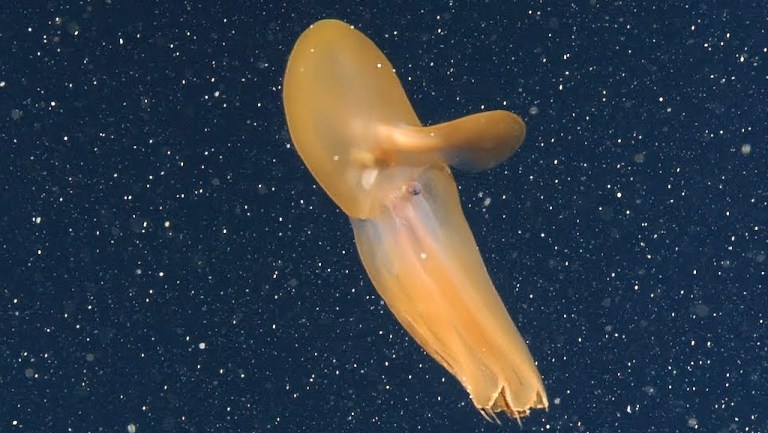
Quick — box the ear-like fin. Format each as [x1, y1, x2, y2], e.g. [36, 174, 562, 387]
[380, 110, 526, 172]
[429, 110, 526, 172]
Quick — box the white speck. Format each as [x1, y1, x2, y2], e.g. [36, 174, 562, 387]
[361, 168, 378, 190]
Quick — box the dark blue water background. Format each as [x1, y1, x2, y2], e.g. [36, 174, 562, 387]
[2, 1, 766, 432]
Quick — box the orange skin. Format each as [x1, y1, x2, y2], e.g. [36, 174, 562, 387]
[283, 19, 547, 421]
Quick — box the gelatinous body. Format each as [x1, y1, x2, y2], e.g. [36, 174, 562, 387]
[283, 19, 547, 420]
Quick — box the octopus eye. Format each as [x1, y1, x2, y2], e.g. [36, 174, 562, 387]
[406, 181, 422, 196]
